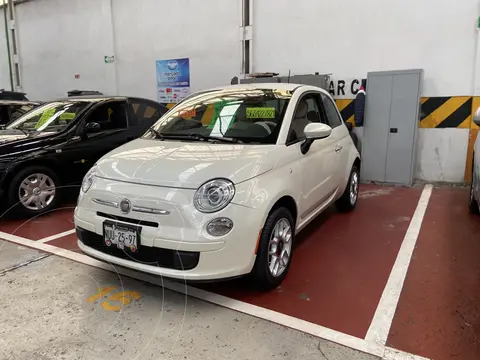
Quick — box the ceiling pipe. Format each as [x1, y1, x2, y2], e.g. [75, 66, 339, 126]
[2, 0, 14, 91]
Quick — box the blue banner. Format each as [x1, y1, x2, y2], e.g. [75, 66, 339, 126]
[156, 58, 190, 103]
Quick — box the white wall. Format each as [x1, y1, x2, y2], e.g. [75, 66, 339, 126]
[12, 0, 241, 102]
[15, 0, 116, 100]
[111, 0, 241, 100]
[253, 0, 478, 98]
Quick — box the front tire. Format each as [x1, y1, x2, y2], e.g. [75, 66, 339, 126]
[336, 164, 359, 212]
[251, 207, 295, 291]
[8, 165, 61, 218]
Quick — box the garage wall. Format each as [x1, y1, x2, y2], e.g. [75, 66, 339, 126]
[252, 0, 479, 183]
[11, 0, 240, 102]
[15, 0, 116, 100]
[111, 0, 241, 99]
[252, 0, 478, 97]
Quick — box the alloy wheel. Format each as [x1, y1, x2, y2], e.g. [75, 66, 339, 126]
[350, 171, 359, 205]
[18, 173, 56, 211]
[267, 218, 293, 277]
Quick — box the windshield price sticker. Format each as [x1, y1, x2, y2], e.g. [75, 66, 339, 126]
[179, 108, 196, 118]
[246, 107, 275, 119]
[35, 108, 56, 129]
[59, 112, 76, 121]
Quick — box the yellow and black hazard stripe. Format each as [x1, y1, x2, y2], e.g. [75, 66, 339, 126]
[335, 99, 355, 125]
[335, 96, 473, 128]
[420, 96, 472, 128]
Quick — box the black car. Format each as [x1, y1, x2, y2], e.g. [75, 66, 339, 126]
[0, 100, 41, 126]
[0, 95, 168, 217]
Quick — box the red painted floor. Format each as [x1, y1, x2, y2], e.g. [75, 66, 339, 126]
[0, 206, 75, 240]
[45, 233, 82, 253]
[10, 184, 480, 358]
[201, 184, 422, 338]
[387, 187, 480, 360]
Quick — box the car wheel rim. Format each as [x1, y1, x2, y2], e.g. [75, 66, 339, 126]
[470, 182, 474, 203]
[267, 218, 292, 278]
[350, 171, 359, 205]
[18, 173, 56, 211]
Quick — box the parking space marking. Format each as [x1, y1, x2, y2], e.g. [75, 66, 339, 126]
[0, 229, 386, 357]
[384, 347, 430, 360]
[37, 229, 76, 243]
[365, 184, 433, 346]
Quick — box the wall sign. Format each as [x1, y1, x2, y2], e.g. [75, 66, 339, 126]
[328, 78, 367, 99]
[104, 55, 115, 63]
[156, 58, 190, 104]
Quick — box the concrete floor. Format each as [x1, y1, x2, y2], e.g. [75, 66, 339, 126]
[0, 241, 377, 360]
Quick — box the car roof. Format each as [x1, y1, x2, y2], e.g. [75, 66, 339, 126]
[206, 82, 331, 95]
[0, 100, 40, 105]
[54, 95, 128, 102]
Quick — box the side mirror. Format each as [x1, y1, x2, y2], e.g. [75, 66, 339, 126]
[84, 122, 101, 134]
[304, 122, 332, 140]
[301, 123, 333, 155]
[474, 107, 480, 127]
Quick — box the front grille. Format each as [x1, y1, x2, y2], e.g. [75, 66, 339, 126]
[97, 212, 159, 228]
[76, 227, 199, 271]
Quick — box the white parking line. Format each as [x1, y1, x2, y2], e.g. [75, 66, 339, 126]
[365, 184, 433, 346]
[37, 229, 76, 243]
[0, 185, 434, 360]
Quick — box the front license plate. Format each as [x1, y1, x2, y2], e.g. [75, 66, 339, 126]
[103, 221, 140, 253]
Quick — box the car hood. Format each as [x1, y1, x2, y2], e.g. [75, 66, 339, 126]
[0, 130, 57, 159]
[95, 139, 277, 188]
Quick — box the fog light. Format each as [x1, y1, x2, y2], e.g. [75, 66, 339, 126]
[206, 218, 233, 236]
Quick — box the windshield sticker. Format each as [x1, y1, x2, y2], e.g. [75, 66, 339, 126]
[59, 112, 76, 121]
[179, 108, 196, 118]
[246, 107, 275, 119]
[34, 108, 56, 129]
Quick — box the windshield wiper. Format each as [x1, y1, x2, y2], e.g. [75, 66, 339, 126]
[148, 130, 242, 144]
[185, 134, 243, 144]
[148, 127, 165, 140]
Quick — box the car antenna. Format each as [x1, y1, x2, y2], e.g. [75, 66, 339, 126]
[287, 70, 291, 83]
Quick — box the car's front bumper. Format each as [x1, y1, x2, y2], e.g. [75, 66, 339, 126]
[74, 177, 264, 281]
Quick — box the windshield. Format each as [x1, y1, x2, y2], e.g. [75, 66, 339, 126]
[144, 88, 293, 144]
[6, 101, 89, 132]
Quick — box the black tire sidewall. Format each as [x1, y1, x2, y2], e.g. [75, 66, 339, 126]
[8, 165, 61, 217]
[252, 207, 295, 290]
[348, 166, 359, 207]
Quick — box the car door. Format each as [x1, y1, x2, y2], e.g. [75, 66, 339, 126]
[320, 93, 352, 191]
[72, 100, 135, 175]
[287, 92, 339, 221]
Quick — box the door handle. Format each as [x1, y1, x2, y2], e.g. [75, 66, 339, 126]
[335, 145, 342, 153]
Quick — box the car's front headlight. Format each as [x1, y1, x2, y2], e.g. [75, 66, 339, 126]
[81, 165, 97, 193]
[193, 179, 235, 213]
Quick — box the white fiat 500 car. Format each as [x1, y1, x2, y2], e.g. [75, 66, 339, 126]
[75, 83, 361, 290]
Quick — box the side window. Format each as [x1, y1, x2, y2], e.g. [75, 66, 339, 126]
[130, 99, 167, 126]
[287, 93, 323, 143]
[87, 101, 128, 130]
[9, 104, 35, 122]
[321, 94, 343, 128]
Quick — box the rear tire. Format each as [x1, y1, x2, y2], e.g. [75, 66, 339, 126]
[8, 165, 61, 218]
[251, 207, 295, 291]
[336, 164, 359, 213]
[469, 160, 479, 214]
[350, 131, 359, 151]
